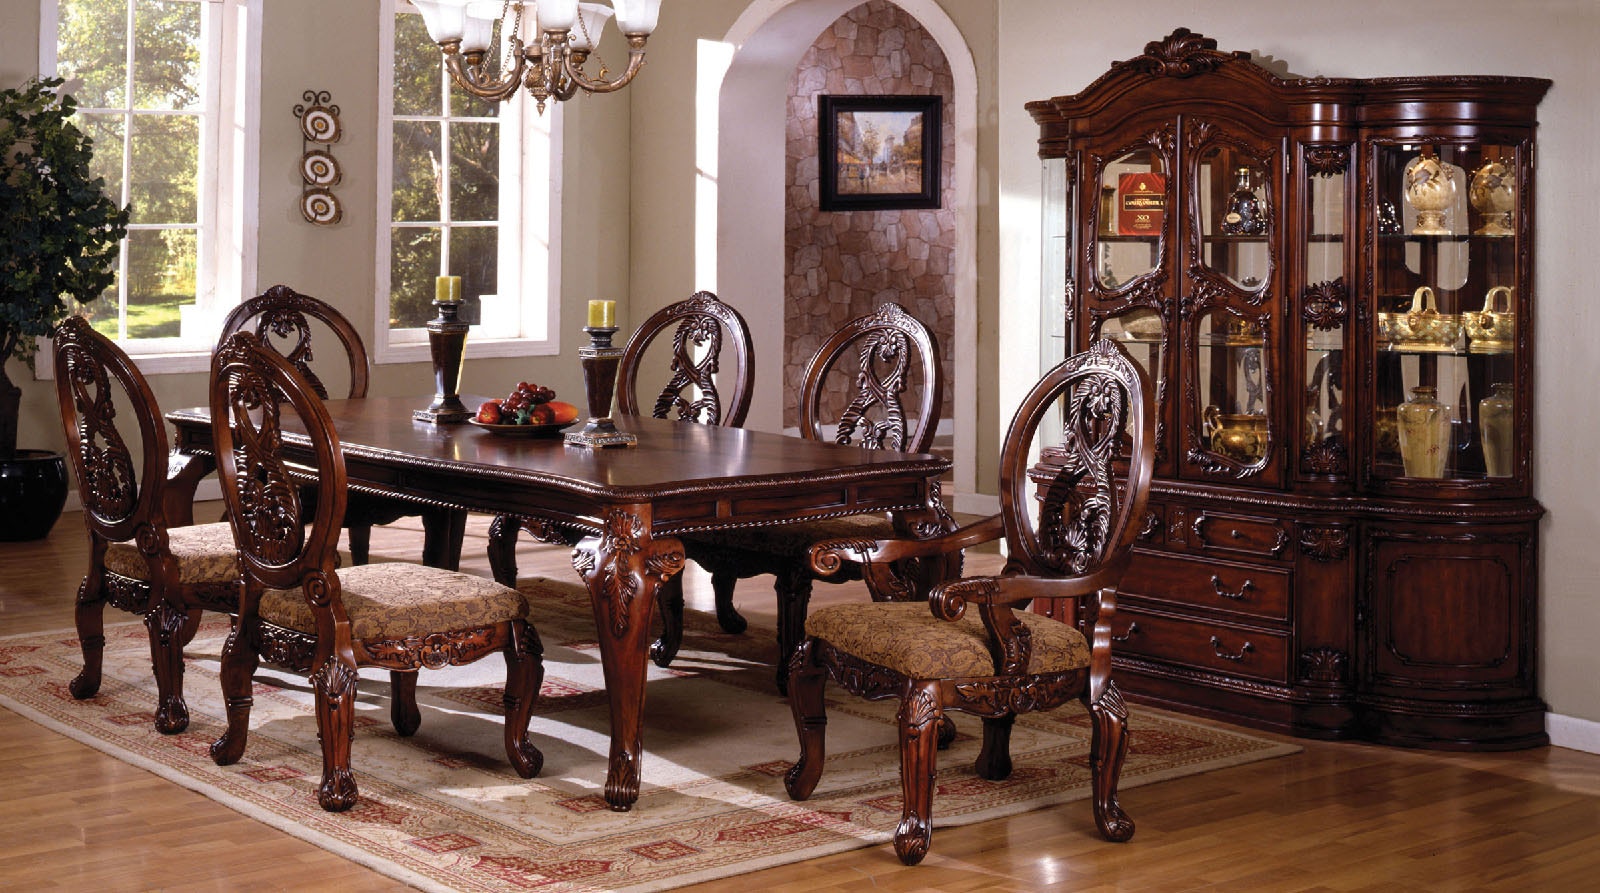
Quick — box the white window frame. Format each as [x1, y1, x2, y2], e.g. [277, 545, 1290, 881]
[375, 2, 560, 365]
[37, 0, 260, 376]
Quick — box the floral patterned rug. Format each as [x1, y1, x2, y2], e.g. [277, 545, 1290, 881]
[0, 583, 1297, 892]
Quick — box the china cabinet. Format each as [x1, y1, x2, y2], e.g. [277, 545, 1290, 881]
[1026, 29, 1549, 748]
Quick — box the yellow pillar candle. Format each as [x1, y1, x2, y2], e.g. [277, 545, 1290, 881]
[587, 299, 616, 328]
[435, 275, 462, 302]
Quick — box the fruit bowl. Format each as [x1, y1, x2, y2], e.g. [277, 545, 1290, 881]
[467, 418, 578, 437]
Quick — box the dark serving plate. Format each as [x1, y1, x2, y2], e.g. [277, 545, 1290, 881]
[466, 418, 579, 437]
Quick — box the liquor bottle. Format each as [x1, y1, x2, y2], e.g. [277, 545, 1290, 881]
[1221, 167, 1266, 235]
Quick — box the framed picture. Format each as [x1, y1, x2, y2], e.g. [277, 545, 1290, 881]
[818, 94, 941, 211]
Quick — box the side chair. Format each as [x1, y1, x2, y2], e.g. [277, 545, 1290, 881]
[219, 284, 468, 569]
[791, 337, 1156, 864]
[208, 330, 545, 811]
[485, 290, 755, 661]
[661, 302, 954, 690]
[53, 314, 240, 733]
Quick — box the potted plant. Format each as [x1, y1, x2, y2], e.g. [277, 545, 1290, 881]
[0, 77, 129, 540]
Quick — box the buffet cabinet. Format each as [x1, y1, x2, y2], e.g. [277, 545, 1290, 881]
[1026, 30, 1550, 749]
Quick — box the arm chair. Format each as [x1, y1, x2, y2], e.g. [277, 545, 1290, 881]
[52, 315, 240, 734]
[790, 337, 1155, 865]
[485, 291, 755, 654]
[664, 302, 952, 691]
[219, 284, 468, 569]
[207, 331, 544, 812]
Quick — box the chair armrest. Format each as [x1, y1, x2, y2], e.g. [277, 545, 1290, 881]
[927, 572, 1125, 680]
[808, 513, 1004, 577]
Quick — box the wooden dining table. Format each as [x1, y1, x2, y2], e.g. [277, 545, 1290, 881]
[166, 395, 952, 811]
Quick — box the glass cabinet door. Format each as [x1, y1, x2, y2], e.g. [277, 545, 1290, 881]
[1183, 131, 1278, 480]
[1371, 141, 1522, 487]
[1302, 150, 1348, 479]
[1092, 145, 1166, 292]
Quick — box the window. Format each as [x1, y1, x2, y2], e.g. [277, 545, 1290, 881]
[43, 0, 259, 370]
[378, 3, 558, 364]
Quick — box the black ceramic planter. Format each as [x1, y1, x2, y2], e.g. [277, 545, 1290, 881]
[0, 449, 69, 542]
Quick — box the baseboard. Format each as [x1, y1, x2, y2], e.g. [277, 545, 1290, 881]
[62, 478, 223, 515]
[952, 491, 999, 517]
[1548, 712, 1600, 755]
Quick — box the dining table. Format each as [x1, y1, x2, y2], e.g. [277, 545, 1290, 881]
[166, 395, 953, 811]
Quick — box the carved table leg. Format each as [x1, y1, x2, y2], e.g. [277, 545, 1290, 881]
[487, 514, 521, 587]
[773, 564, 815, 695]
[421, 506, 469, 571]
[574, 505, 684, 812]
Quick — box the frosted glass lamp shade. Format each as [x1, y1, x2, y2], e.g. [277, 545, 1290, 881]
[536, 0, 579, 31]
[613, 0, 661, 36]
[570, 4, 614, 51]
[413, 0, 469, 42]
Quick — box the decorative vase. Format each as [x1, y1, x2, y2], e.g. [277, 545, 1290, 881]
[1403, 155, 1458, 236]
[1203, 405, 1268, 463]
[1396, 386, 1453, 478]
[0, 450, 68, 541]
[1479, 382, 1515, 478]
[1469, 159, 1516, 237]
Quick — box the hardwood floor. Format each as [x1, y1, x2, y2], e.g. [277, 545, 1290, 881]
[4, 505, 1598, 891]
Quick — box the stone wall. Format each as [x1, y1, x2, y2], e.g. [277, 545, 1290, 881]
[784, 0, 955, 429]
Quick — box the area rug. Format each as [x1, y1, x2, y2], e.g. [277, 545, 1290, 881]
[0, 582, 1298, 892]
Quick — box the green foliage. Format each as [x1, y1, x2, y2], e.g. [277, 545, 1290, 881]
[0, 77, 130, 369]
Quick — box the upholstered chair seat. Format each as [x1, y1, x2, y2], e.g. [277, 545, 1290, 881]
[804, 602, 1091, 679]
[260, 562, 528, 641]
[104, 522, 240, 585]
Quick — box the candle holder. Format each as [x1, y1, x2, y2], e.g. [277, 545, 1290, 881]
[413, 299, 472, 424]
[566, 325, 637, 448]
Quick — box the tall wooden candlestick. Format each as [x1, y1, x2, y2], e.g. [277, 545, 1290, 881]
[413, 298, 471, 423]
[566, 325, 637, 448]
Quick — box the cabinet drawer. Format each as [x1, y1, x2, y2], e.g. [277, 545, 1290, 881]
[1190, 510, 1290, 559]
[1111, 606, 1291, 684]
[1122, 551, 1290, 622]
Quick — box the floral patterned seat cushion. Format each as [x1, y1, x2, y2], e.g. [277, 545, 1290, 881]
[682, 513, 890, 557]
[104, 522, 240, 584]
[261, 562, 528, 641]
[805, 601, 1091, 678]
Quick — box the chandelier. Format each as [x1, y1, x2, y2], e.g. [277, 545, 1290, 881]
[413, 1, 662, 112]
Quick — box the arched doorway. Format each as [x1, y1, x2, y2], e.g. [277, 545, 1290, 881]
[698, 0, 980, 510]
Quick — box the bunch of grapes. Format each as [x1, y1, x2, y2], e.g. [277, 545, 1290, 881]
[479, 381, 557, 424]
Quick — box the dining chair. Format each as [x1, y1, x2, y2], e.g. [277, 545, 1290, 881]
[791, 337, 1156, 864]
[659, 302, 949, 691]
[52, 315, 240, 734]
[207, 330, 545, 811]
[485, 290, 755, 659]
[219, 284, 468, 569]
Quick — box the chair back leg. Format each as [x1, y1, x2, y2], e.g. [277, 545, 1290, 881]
[783, 639, 828, 801]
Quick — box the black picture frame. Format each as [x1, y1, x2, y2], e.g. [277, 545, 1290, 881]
[818, 94, 941, 211]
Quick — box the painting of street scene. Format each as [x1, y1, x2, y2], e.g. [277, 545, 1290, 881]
[819, 95, 940, 210]
[833, 109, 925, 195]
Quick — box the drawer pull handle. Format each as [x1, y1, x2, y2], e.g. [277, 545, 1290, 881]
[1210, 636, 1254, 662]
[1230, 528, 1242, 539]
[1112, 622, 1140, 644]
[1210, 575, 1255, 600]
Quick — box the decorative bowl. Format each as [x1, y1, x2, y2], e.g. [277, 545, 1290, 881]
[467, 419, 578, 437]
[1381, 286, 1461, 352]
[1465, 286, 1515, 353]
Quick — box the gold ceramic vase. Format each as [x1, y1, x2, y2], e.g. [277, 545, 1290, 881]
[1204, 405, 1268, 462]
[1479, 382, 1515, 478]
[1469, 160, 1516, 237]
[1396, 386, 1453, 478]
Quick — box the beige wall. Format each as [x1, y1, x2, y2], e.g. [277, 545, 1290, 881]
[995, 0, 1600, 729]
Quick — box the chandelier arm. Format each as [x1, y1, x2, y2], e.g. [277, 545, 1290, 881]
[562, 35, 648, 95]
[440, 39, 528, 104]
